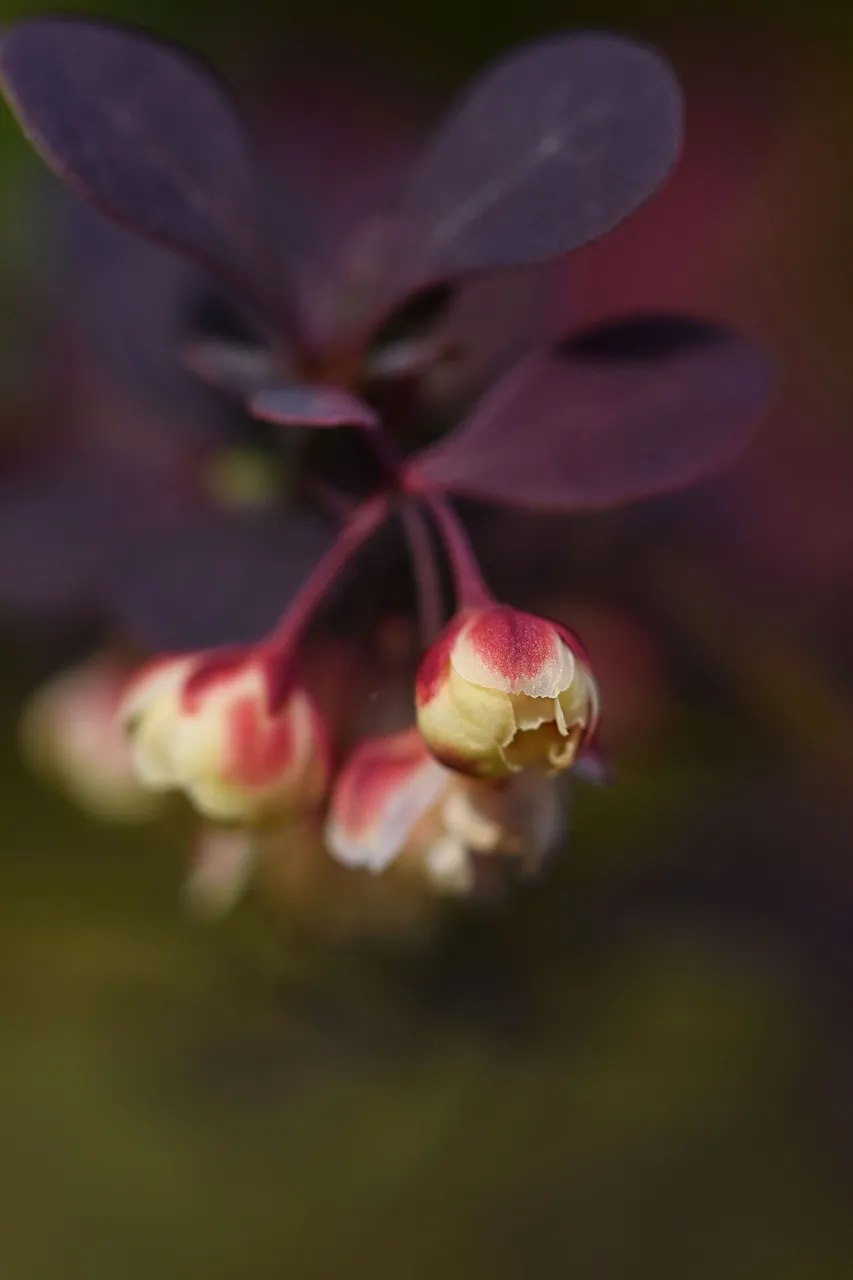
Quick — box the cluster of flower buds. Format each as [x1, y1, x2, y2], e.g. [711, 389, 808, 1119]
[327, 726, 564, 896]
[0, 17, 772, 934]
[20, 653, 161, 823]
[109, 593, 599, 917]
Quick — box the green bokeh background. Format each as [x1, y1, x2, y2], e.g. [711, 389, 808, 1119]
[1, 2, 853, 1278]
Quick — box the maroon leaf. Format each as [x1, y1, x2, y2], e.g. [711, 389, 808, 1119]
[397, 33, 683, 281]
[0, 18, 275, 316]
[410, 266, 556, 409]
[63, 200, 239, 444]
[410, 315, 774, 510]
[363, 266, 557, 412]
[0, 449, 176, 620]
[250, 385, 379, 430]
[181, 338, 282, 400]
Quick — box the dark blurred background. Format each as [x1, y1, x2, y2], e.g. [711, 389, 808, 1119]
[2, 1, 853, 1277]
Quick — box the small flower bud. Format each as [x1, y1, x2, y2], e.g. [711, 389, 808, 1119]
[184, 827, 257, 919]
[326, 727, 562, 895]
[119, 650, 330, 824]
[415, 606, 598, 780]
[326, 727, 449, 875]
[20, 655, 162, 823]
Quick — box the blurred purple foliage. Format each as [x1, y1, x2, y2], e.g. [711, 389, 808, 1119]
[0, 19, 772, 658]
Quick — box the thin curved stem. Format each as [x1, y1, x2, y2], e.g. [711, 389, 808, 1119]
[366, 420, 405, 485]
[301, 477, 358, 519]
[398, 499, 445, 646]
[264, 495, 389, 666]
[421, 491, 494, 611]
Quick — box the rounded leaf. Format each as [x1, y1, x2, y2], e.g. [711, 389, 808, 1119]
[399, 33, 683, 280]
[411, 314, 774, 510]
[63, 201, 242, 444]
[0, 449, 172, 620]
[0, 18, 273, 311]
[249, 385, 379, 430]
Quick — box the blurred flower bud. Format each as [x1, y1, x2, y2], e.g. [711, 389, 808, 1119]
[120, 650, 330, 823]
[415, 606, 598, 780]
[20, 654, 162, 823]
[326, 727, 562, 895]
[183, 827, 257, 919]
[183, 820, 430, 943]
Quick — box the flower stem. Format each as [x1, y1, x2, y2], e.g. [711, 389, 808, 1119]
[398, 499, 445, 645]
[421, 491, 494, 610]
[263, 495, 389, 670]
[301, 477, 358, 519]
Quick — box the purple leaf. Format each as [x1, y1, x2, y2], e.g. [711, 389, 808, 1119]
[363, 268, 555, 414]
[107, 509, 336, 651]
[62, 201, 239, 444]
[397, 33, 683, 281]
[0, 449, 175, 620]
[181, 338, 282, 400]
[410, 314, 774, 510]
[407, 266, 556, 409]
[0, 18, 275, 315]
[250, 385, 379, 430]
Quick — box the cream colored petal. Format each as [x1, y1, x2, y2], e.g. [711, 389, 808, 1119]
[545, 724, 586, 774]
[184, 775, 258, 824]
[327, 756, 449, 874]
[416, 665, 519, 780]
[184, 829, 258, 918]
[119, 656, 193, 724]
[424, 835, 474, 895]
[126, 701, 184, 789]
[172, 707, 228, 796]
[441, 787, 505, 852]
[556, 677, 590, 729]
[120, 657, 196, 791]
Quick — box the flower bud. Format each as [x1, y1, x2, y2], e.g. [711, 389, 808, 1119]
[119, 650, 330, 824]
[415, 606, 598, 780]
[20, 654, 162, 823]
[326, 727, 561, 895]
[184, 827, 257, 919]
[326, 727, 449, 875]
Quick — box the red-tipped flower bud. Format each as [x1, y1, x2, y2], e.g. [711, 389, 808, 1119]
[20, 654, 162, 823]
[119, 650, 330, 824]
[326, 727, 561, 894]
[415, 605, 598, 780]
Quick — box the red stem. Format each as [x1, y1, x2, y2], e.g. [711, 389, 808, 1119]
[301, 477, 358, 519]
[263, 495, 389, 667]
[399, 499, 444, 645]
[421, 491, 494, 611]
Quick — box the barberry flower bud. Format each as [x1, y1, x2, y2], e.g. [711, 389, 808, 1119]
[183, 827, 257, 919]
[415, 606, 598, 780]
[119, 650, 330, 824]
[326, 727, 561, 894]
[326, 727, 449, 876]
[20, 654, 162, 823]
